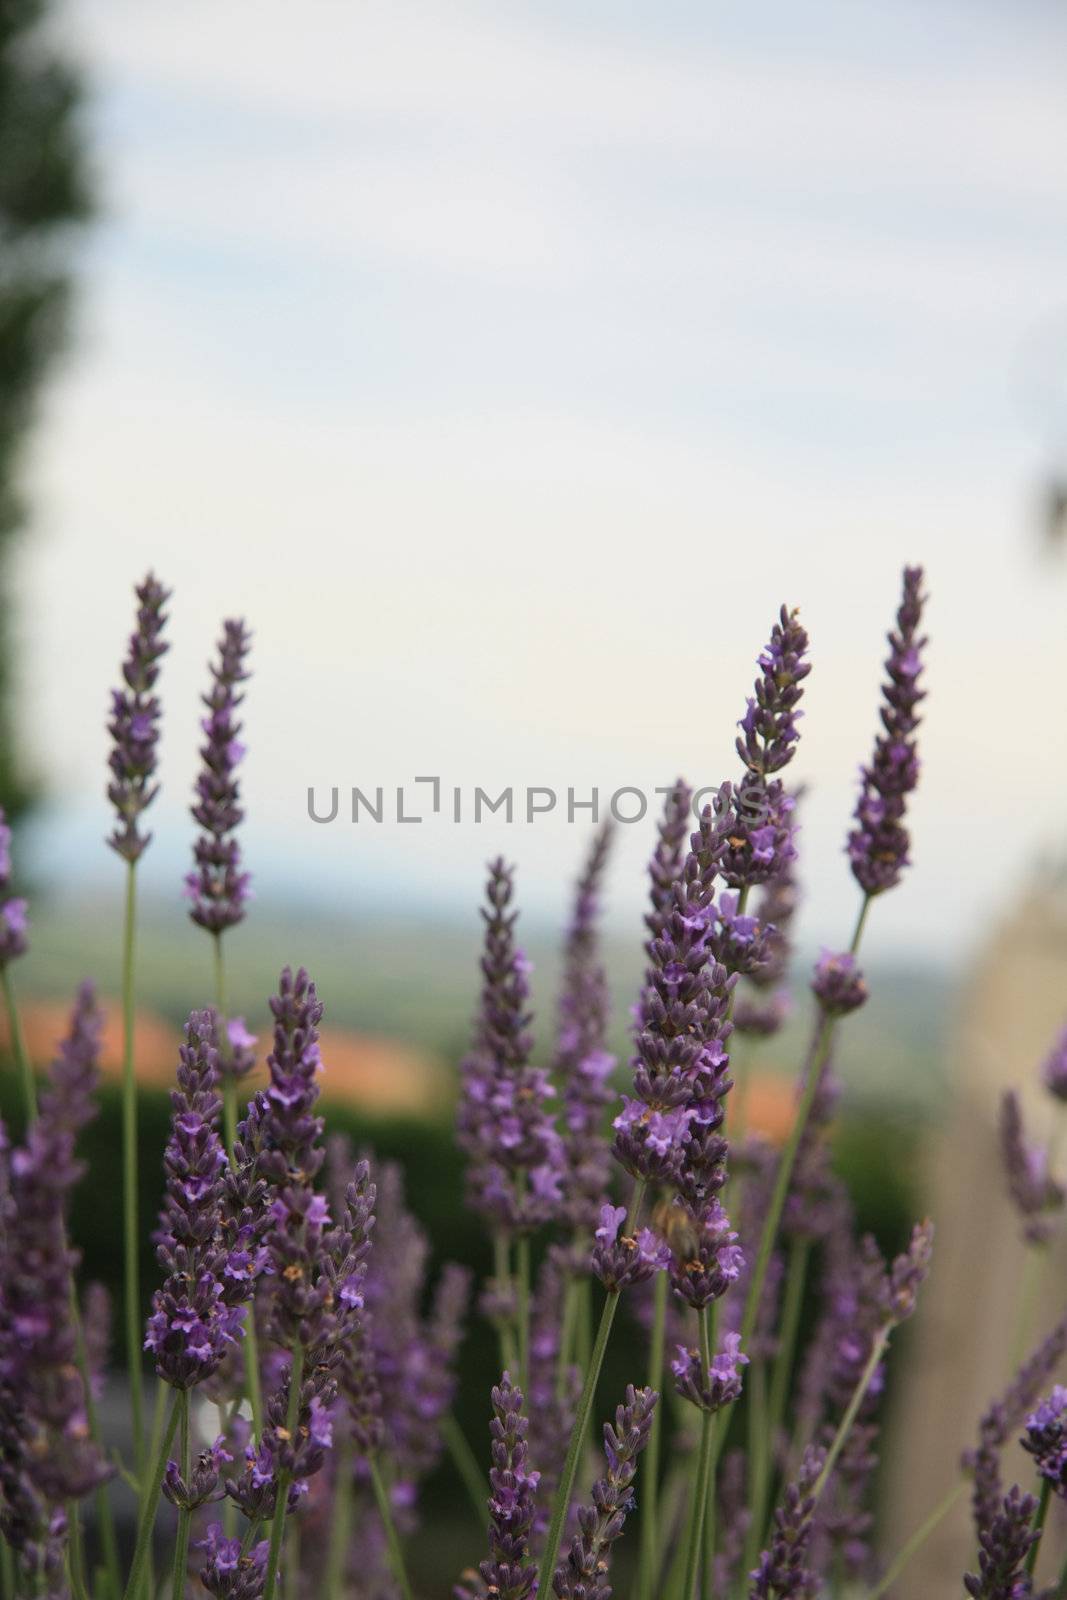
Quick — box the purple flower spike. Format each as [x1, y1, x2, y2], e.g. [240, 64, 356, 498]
[0, 812, 27, 967]
[457, 860, 563, 1234]
[999, 1089, 1064, 1247]
[1042, 1023, 1067, 1104]
[811, 949, 868, 1017]
[592, 1202, 671, 1293]
[0, 985, 111, 1577]
[199, 1522, 271, 1598]
[666, 1197, 745, 1311]
[734, 816, 800, 1038]
[736, 604, 811, 779]
[146, 1010, 252, 1389]
[963, 1485, 1038, 1599]
[964, 1312, 1067, 1537]
[107, 571, 170, 863]
[186, 618, 252, 934]
[458, 1373, 539, 1600]
[672, 1330, 748, 1414]
[554, 824, 615, 1235]
[749, 1446, 825, 1599]
[164, 1436, 232, 1511]
[848, 566, 927, 897]
[552, 1384, 658, 1600]
[1022, 1386, 1067, 1496]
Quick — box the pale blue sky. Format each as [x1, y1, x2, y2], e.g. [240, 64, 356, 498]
[19, 0, 1067, 961]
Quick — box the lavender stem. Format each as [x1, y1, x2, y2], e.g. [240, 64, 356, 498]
[439, 1411, 490, 1521]
[535, 1177, 646, 1594]
[170, 1392, 191, 1599]
[1, 965, 35, 1124]
[516, 1229, 531, 1397]
[636, 1267, 668, 1600]
[122, 1393, 180, 1600]
[1025, 1477, 1052, 1578]
[811, 1324, 890, 1504]
[368, 1455, 415, 1600]
[749, 1236, 810, 1565]
[867, 1478, 967, 1599]
[680, 1305, 718, 1600]
[739, 894, 870, 1353]
[261, 1343, 305, 1600]
[120, 861, 145, 1469]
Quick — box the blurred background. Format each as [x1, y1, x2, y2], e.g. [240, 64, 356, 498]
[3, 0, 1067, 1588]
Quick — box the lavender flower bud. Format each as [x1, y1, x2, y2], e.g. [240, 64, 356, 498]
[199, 1522, 271, 1598]
[665, 1197, 745, 1311]
[146, 1010, 251, 1388]
[552, 1384, 658, 1600]
[963, 1484, 1038, 1599]
[1021, 1386, 1067, 1496]
[999, 1089, 1063, 1247]
[963, 1311, 1067, 1535]
[457, 860, 563, 1233]
[186, 618, 252, 933]
[107, 571, 170, 862]
[736, 605, 810, 778]
[164, 1436, 233, 1511]
[591, 1203, 670, 1293]
[810, 949, 868, 1017]
[0, 813, 27, 966]
[848, 566, 926, 897]
[463, 1372, 540, 1600]
[748, 1446, 825, 1599]
[672, 1329, 748, 1414]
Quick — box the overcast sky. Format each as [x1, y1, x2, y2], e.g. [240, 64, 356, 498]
[18, 0, 1067, 963]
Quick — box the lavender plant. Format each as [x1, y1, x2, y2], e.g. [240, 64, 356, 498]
[8, 558, 1067, 1600]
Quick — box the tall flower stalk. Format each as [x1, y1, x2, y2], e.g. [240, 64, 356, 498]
[737, 568, 926, 1362]
[186, 618, 253, 1152]
[107, 571, 170, 1464]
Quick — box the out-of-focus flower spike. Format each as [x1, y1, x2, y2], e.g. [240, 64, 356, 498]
[999, 1089, 1064, 1247]
[847, 566, 927, 897]
[107, 571, 170, 862]
[0, 810, 28, 966]
[186, 618, 252, 934]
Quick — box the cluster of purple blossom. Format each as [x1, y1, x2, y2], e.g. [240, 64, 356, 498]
[2, 559, 1066, 1600]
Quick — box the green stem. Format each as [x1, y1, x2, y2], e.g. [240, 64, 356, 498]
[1, 1543, 14, 1600]
[326, 1446, 355, 1593]
[1026, 1476, 1052, 1578]
[556, 1274, 580, 1398]
[739, 895, 870, 1352]
[171, 1392, 191, 1599]
[492, 1232, 517, 1372]
[1, 966, 35, 1126]
[67, 1502, 90, 1600]
[122, 1392, 180, 1600]
[69, 1285, 121, 1598]
[811, 1326, 890, 1505]
[120, 862, 145, 1468]
[680, 1307, 717, 1600]
[636, 1268, 668, 1600]
[369, 1456, 415, 1600]
[439, 1411, 490, 1522]
[516, 1232, 531, 1396]
[750, 1237, 810, 1564]
[741, 1357, 769, 1582]
[534, 1178, 647, 1594]
[262, 1344, 305, 1600]
[866, 1478, 966, 1599]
